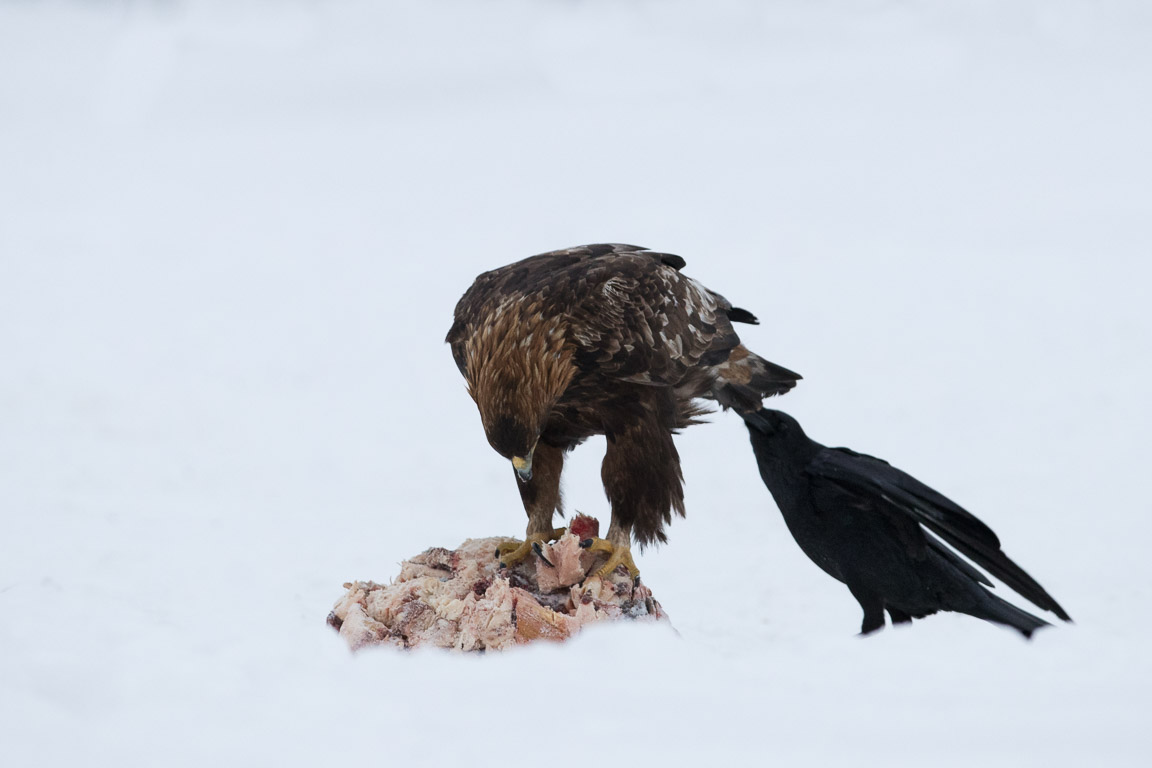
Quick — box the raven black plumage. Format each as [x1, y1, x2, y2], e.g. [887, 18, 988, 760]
[743, 408, 1071, 638]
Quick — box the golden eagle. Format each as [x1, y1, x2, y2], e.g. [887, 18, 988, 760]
[446, 244, 800, 578]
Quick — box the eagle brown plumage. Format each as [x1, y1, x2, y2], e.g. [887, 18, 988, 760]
[446, 243, 800, 578]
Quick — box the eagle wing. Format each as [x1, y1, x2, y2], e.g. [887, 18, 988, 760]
[446, 243, 746, 387]
[558, 247, 744, 386]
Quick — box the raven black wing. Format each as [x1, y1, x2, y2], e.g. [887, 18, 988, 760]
[806, 447, 1071, 620]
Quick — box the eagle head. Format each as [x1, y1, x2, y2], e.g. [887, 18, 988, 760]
[484, 414, 538, 481]
[462, 302, 575, 482]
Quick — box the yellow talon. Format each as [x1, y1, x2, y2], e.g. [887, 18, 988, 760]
[580, 537, 640, 581]
[495, 527, 567, 568]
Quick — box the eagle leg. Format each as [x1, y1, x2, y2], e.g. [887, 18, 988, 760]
[579, 537, 640, 581]
[495, 528, 567, 568]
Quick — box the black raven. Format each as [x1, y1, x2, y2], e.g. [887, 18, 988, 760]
[743, 408, 1071, 638]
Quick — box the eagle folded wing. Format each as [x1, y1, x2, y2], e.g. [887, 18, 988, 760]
[564, 254, 741, 386]
[446, 243, 752, 394]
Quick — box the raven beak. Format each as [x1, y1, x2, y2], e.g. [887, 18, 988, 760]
[742, 409, 776, 436]
[512, 454, 533, 483]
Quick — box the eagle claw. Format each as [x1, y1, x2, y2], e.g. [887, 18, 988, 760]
[531, 541, 554, 567]
[579, 537, 640, 581]
[494, 528, 567, 569]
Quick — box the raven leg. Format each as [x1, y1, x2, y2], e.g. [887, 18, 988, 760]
[496, 442, 566, 568]
[887, 605, 913, 625]
[847, 582, 887, 635]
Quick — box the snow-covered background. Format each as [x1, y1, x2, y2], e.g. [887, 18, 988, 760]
[2, 0, 1149, 765]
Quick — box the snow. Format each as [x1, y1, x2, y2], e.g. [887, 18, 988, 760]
[1, 0, 1149, 765]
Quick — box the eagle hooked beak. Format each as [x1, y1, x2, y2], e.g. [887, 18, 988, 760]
[512, 454, 533, 483]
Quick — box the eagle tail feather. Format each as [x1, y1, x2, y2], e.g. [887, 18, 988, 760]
[727, 307, 759, 325]
[713, 350, 801, 412]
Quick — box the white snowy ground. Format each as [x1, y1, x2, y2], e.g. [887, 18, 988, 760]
[1, 1, 1149, 765]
